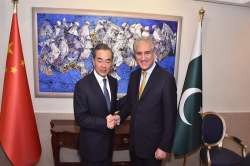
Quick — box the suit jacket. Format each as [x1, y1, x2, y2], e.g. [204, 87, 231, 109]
[74, 72, 117, 161]
[120, 64, 177, 158]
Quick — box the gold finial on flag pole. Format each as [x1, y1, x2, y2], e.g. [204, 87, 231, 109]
[12, 0, 18, 13]
[199, 8, 205, 22]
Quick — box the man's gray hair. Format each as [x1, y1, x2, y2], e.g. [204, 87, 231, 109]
[133, 37, 155, 53]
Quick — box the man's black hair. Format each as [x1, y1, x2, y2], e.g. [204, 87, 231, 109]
[92, 43, 113, 59]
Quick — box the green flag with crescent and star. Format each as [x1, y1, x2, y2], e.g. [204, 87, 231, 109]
[172, 20, 202, 156]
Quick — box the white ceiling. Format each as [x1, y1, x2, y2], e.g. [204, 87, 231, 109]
[195, 0, 250, 7]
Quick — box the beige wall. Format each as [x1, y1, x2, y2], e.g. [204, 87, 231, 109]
[0, 0, 250, 113]
[1, 0, 250, 165]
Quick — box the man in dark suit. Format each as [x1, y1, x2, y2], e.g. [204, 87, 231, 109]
[115, 37, 177, 166]
[74, 43, 117, 166]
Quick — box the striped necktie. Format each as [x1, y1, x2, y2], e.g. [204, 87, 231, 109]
[103, 78, 111, 111]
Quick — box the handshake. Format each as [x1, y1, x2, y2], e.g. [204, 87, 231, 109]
[106, 113, 121, 129]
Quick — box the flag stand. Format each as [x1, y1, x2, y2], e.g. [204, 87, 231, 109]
[183, 156, 187, 166]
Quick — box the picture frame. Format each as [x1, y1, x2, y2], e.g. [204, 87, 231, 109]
[32, 7, 182, 97]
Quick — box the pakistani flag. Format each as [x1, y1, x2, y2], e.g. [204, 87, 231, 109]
[172, 20, 202, 156]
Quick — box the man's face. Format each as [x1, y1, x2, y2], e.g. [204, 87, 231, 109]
[134, 41, 155, 71]
[93, 49, 113, 77]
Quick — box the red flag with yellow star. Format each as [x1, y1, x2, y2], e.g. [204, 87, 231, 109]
[0, 4, 41, 165]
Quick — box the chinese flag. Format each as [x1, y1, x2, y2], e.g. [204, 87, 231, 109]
[0, 7, 41, 166]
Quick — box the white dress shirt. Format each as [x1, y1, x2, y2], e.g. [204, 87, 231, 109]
[139, 62, 156, 88]
[94, 70, 111, 100]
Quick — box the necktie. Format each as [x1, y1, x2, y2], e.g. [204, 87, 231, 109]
[139, 71, 147, 99]
[103, 78, 111, 111]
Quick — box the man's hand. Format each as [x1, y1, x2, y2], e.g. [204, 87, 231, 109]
[113, 114, 121, 126]
[154, 148, 170, 160]
[106, 114, 115, 129]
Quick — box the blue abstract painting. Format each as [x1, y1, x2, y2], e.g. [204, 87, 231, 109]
[33, 8, 182, 97]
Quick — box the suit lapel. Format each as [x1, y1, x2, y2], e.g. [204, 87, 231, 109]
[139, 65, 159, 100]
[108, 75, 116, 111]
[89, 72, 109, 112]
[132, 69, 141, 101]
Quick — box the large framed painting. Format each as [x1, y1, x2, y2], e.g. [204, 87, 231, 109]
[32, 7, 182, 97]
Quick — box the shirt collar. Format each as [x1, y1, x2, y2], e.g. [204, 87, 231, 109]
[94, 70, 108, 82]
[141, 62, 156, 76]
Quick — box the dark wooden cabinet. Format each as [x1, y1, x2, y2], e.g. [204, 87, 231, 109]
[50, 119, 130, 166]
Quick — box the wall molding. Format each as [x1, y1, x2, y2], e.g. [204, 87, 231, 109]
[194, 0, 250, 7]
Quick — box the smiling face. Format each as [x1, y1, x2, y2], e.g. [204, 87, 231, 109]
[134, 39, 156, 71]
[93, 49, 113, 77]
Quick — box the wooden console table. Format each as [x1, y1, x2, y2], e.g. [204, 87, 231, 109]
[50, 119, 130, 166]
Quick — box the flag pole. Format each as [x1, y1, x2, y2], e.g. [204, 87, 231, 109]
[199, 8, 206, 164]
[199, 8, 205, 23]
[199, 7, 205, 114]
[12, 0, 18, 13]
